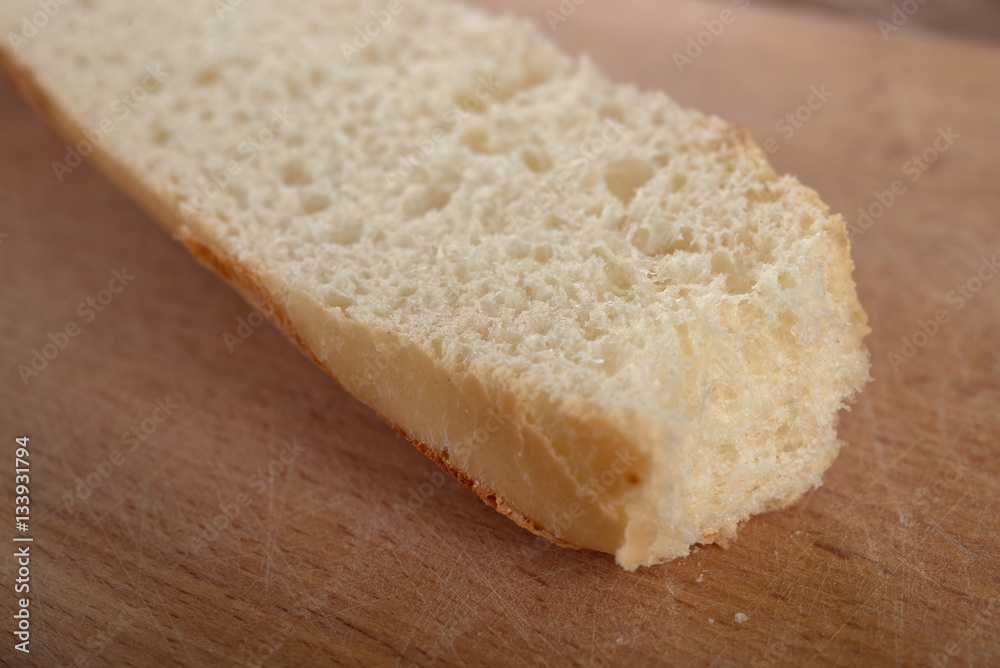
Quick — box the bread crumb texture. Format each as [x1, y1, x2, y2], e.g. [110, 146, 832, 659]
[0, 0, 869, 569]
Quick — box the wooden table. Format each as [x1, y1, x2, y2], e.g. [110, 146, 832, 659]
[2, 0, 998, 665]
[751, 0, 1000, 41]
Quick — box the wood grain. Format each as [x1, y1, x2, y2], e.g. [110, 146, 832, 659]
[2, 0, 999, 665]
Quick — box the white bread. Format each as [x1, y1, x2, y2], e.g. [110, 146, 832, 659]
[0, 0, 869, 569]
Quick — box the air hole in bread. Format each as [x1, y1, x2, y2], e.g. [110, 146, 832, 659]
[301, 191, 330, 215]
[603, 157, 653, 204]
[195, 69, 218, 86]
[522, 148, 552, 173]
[460, 124, 490, 153]
[282, 160, 311, 186]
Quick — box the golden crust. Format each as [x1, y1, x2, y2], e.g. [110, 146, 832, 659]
[183, 234, 581, 550]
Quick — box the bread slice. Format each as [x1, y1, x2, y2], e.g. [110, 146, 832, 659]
[0, 0, 869, 569]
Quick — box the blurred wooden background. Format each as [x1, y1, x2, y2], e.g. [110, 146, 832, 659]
[742, 0, 1000, 41]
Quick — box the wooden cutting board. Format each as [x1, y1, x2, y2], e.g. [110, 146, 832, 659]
[2, 1, 998, 665]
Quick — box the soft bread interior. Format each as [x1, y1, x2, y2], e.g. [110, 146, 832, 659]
[0, 0, 869, 568]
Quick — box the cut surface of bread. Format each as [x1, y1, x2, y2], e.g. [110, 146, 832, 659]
[0, 0, 869, 569]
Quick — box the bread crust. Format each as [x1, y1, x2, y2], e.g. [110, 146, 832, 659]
[183, 234, 578, 550]
[0, 45, 583, 552]
[1, 38, 864, 567]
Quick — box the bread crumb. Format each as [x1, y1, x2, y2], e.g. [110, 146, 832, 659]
[19, 0, 870, 574]
[696, 573, 704, 583]
[734, 612, 748, 624]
